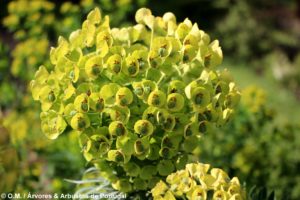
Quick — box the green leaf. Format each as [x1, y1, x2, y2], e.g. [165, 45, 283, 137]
[134, 120, 154, 136]
[107, 150, 129, 163]
[163, 12, 176, 23]
[133, 178, 147, 190]
[107, 106, 130, 123]
[147, 90, 166, 108]
[140, 165, 157, 180]
[123, 162, 140, 177]
[74, 93, 89, 112]
[112, 179, 132, 193]
[89, 93, 104, 112]
[116, 87, 133, 106]
[31, 80, 44, 101]
[146, 68, 162, 83]
[109, 121, 127, 137]
[89, 134, 110, 156]
[157, 160, 175, 176]
[135, 8, 152, 24]
[175, 23, 191, 41]
[87, 7, 101, 25]
[107, 54, 122, 74]
[63, 83, 75, 101]
[34, 65, 49, 83]
[69, 30, 84, 49]
[167, 93, 185, 112]
[116, 134, 136, 155]
[65, 48, 82, 62]
[40, 110, 67, 139]
[206, 40, 223, 68]
[100, 83, 120, 105]
[70, 113, 90, 131]
[83, 23, 96, 47]
[56, 55, 74, 73]
[64, 103, 77, 124]
[85, 55, 103, 79]
[123, 55, 139, 77]
[134, 136, 150, 157]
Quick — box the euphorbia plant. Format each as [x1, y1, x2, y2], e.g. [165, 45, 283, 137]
[31, 7, 241, 196]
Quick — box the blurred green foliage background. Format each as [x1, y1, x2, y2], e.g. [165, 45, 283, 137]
[0, 0, 300, 199]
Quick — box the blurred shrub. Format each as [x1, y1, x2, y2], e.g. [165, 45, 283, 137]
[199, 86, 300, 200]
[213, 0, 300, 62]
[0, 127, 19, 193]
[0, 41, 10, 81]
[3, 0, 55, 40]
[263, 50, 300, 99]
[13, 132, 85, 194]
[213, 0, 300, 97]
[0, 41, 16, 110]
[1, 94, 85, 193]
[2, 0, 55, 83]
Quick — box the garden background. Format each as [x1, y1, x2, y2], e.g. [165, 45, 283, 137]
[0, 0, 300, 199]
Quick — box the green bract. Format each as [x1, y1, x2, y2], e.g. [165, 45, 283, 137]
[31, 7, 240, 193]
[152, 162, 246, 200]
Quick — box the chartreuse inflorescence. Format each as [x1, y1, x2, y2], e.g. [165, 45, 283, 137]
[31, 7, 240, 193]
[152, 162, 246, 200]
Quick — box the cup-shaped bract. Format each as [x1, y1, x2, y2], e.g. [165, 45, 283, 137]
[31, 7, 240, 193]
[109, 121, 127, 137]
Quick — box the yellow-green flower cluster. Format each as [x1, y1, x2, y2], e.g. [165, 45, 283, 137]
[2, 0, 55, 81]
[152, 162, 246, 200]
[31, 7, 240, 192]
[3, 0, 55, 40]
[11, 37, 50, 79]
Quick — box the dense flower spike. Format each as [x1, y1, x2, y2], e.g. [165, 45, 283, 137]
[31, 7, 240, 193]
[152, 162, 246, 200]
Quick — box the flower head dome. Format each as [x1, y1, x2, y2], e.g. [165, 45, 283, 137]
[31, 7, 240, 192]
